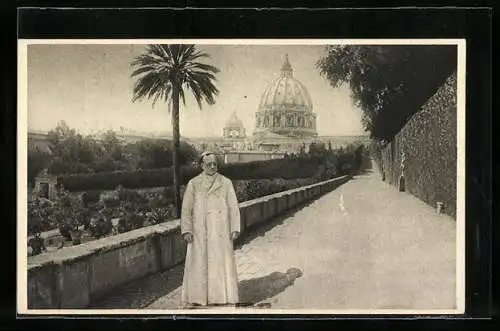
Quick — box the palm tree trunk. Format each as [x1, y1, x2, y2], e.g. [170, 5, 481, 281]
[171, 84, 182, 219]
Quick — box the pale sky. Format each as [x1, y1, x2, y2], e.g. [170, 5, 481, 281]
[27, 43, 366, 137]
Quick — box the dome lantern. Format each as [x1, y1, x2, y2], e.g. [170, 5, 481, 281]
[281, 54, 293, 78]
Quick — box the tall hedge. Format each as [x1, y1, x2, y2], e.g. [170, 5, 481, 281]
[373, 71, 457, 219]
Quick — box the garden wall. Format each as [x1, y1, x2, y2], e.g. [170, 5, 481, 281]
[27, 174, 351, 309]
[373, 71, 457, 219]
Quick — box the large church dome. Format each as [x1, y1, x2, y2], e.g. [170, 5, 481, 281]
[259, 56, 313, 112]
[254, 55, 318, 138]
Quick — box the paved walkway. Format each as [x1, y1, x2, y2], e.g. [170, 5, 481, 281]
[93, 163, 457, 310]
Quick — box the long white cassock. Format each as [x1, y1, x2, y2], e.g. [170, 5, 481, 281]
[180, 172, 241, 306]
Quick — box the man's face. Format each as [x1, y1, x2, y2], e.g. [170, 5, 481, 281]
[202, 154, 218, 176]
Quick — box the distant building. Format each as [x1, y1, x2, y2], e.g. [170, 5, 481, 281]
[27, 55, 370, 165]
[28, 130, 52, 154]
[223, 112, 246, 138]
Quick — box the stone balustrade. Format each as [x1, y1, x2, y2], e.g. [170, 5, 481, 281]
[26, 175, 351, 309]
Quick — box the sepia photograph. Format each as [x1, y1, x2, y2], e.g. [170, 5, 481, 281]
[17, 39, 465, 315]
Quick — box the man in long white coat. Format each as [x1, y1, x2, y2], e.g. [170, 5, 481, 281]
[180, 152, 241, 308]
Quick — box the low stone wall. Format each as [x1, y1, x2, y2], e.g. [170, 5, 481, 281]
[27, 175, 351, 309]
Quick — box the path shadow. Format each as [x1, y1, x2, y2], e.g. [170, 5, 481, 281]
[91, 265, 303, 309]
[237, 267, 303, 308]
[234, 199, 317, 249]
[88, 264, 184, 309]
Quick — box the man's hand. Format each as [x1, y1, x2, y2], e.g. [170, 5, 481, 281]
[183, 232, 194, 243]
[231, 231, 240, 241]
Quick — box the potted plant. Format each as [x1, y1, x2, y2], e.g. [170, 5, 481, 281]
[52, 189, 86, 245]
[69, 218, 84, 245]
[27, 198, 47, 256]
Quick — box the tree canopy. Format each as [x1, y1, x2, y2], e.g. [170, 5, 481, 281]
[130, 44, 220, 111]
[317, 45, 457, 142]
[28, 121, 200, 186]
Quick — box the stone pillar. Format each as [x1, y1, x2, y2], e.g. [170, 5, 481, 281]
[298, 116, 303, 128]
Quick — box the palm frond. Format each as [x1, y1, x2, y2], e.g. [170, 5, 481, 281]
[185, 71, 219, 109]
[186, 80, 204, 109]
[179, 88, 186, 106]
[186, 62, 220, 75]
[186, 49, 211, 63]
[131, 43, 220, 111]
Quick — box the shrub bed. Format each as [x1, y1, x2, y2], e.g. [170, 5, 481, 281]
[28, 175, 335, 254]
[29, 146, 366, 255]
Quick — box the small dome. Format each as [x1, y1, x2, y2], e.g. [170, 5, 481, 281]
[225, 112, 244, 128]
[258, 55, 313, 112]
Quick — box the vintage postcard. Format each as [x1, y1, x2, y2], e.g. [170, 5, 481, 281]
[18, 39, 465, 315]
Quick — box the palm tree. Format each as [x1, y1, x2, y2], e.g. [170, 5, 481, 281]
[131, 44, 220, 218]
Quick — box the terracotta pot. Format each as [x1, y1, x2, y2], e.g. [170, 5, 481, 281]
[70, 230, 83, 245]
[398, 175, 405, 192]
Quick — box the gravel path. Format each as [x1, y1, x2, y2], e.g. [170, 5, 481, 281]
[92, 163, 457, 311]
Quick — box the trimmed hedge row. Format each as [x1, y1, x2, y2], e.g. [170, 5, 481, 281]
[58, 156, 327, 192]
[59, 166, 201, 192]
[219, 156, 323, 180]
[233, 178, 317, 202]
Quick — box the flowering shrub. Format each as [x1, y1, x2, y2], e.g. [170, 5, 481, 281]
[51, 189, 86, 230]
[28, 197, 55, 236]
[148, 206, 175, 225]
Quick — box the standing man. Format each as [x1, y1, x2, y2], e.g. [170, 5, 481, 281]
[180, 152, 241, 308]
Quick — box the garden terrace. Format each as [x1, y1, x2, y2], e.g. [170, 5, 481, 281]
[27, 175, 351, 309]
